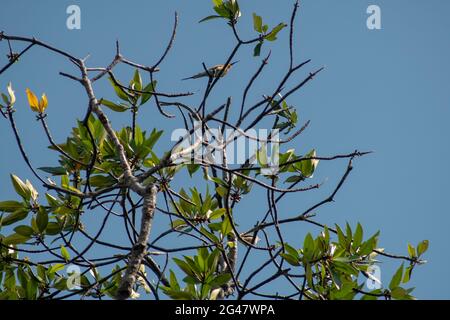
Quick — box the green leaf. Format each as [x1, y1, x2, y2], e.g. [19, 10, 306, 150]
[45, 193, 61, 207]
[208, 222, 222, 232]
[389, 264, 404, 290]
[36, 265, 47, 282]
[47, 263, 65, 276]
[335, 225, 347, 248]
[200, 227, 219, 244]
[284, 242, 300, 259]
[305, 263, 313, 288]
[332, 256, 352, 263]
[265, 23, 287, 41]
[46, 222, 63, 235]
[252, 13, 263, 33]
[353, 223, 363, 249]
[0, 201, 25, 213]
[26, 277, 38, 299]
[14, 225, 34, 237]
[171, 219, 186, 230]
[253, 42, 263, 57]
[295, 149, 319, 178]
[359, 231, 380, 256]
[229, 0, 240, 18]
[61, 174, 70, 189]
[60, 175, 83, 196]
[89, 175, 116, 188]
[108, 77, 129, 101]
[145, 128, 163, 150]
[208, 176, 226, 187]
[183, 274, 199, 286]
[256, 144, 268, 166]
[200, 246, 210, 261]
[221, 216, 232, 236]
[209, 208, 226, 220]
[60, 245, 70, 262]
[402, 265, 412, 284]
[53, 278, 67, 291]
[173, 258, 195, 278]
[185, 256, 202, 280]
[1, 209, 29, 226]
[284, 175, 303, 183]
[216, 186, 228, 198]
[361, 289, 383, 300]
[17, 267, 29, 289]
[187, 164, 200, 177]
[169, 270, 180, 290]
[332, 261, 359, 276]
[209, 273, 232, 288]
[132, 69, 142, 91]
[36, 207, 49, 233]
[10, 174, 30, 200]
[2, 233, 30, 245]
[417, 240, 429, 256]
[163, 288, 194, 300]
[100, 99, 129, 112]
[1, 93, 9, 105]
[206, 249, 220, 272]
[199, 15, 223, 23]
[390, 287, 408, 300]
[214, 5, 231, 18]
[212, 0, 222, 7]
[407, 243, 416, 258]
[303, 233, 315, 261]
[141, 81, 157, 105]
[280, 252, 300, 266]
[344, 222, 352, 240]
[38, 166, 68, 176]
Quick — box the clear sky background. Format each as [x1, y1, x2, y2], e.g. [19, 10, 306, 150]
[1, 0, 449, 299]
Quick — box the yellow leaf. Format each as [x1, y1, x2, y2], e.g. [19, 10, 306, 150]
[39, 93, 48, 113]
[26, 88, 40, 113]
[7, 82, 15, 105]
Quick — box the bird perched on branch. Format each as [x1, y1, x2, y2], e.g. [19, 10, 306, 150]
[182, 61, 238, 80]
[238, 232, 261, 246]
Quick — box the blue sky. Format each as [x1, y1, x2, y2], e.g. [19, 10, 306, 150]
[1, 0, 449, 299]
